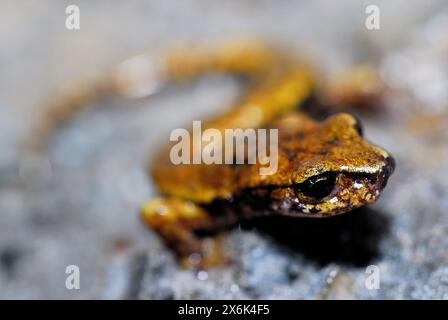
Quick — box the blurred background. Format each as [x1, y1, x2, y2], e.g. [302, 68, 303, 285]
[1, 0, 448, 299]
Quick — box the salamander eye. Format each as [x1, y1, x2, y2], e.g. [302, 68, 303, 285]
[296, 172, 338, 200]
[352, 116, 364, 136]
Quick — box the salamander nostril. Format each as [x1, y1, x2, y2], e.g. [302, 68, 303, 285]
[377, 156, 395, 188]
[384, 156, 396, 174]
[296, 172, 338, 200]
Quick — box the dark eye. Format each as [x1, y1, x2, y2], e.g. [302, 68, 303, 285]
[352, 116, 364, 136]
[296, 172, 337, 200]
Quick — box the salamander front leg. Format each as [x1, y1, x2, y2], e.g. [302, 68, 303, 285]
[141, 197, 229, 268]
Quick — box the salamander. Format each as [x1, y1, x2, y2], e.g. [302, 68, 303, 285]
[27, 40, 395, 268]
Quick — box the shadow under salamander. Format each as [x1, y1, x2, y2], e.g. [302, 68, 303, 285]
[241, 207, 391, 267]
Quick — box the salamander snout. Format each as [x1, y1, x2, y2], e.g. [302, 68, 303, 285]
[378, 155, 395, 189]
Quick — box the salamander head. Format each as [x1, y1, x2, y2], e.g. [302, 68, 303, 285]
[267, 112, 395, 217]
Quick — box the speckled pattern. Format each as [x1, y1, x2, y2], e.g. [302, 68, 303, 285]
[1, 0, 448, 299]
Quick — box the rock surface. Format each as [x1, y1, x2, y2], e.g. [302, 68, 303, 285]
[0, 0, 447, 299]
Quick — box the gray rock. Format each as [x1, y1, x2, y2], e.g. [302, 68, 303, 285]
[0, 0, 447, 299]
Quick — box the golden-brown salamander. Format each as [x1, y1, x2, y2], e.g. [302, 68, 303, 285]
[27, 40, 395, 268]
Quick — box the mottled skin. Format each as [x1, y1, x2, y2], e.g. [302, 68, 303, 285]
[28, 40, 395, 268]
